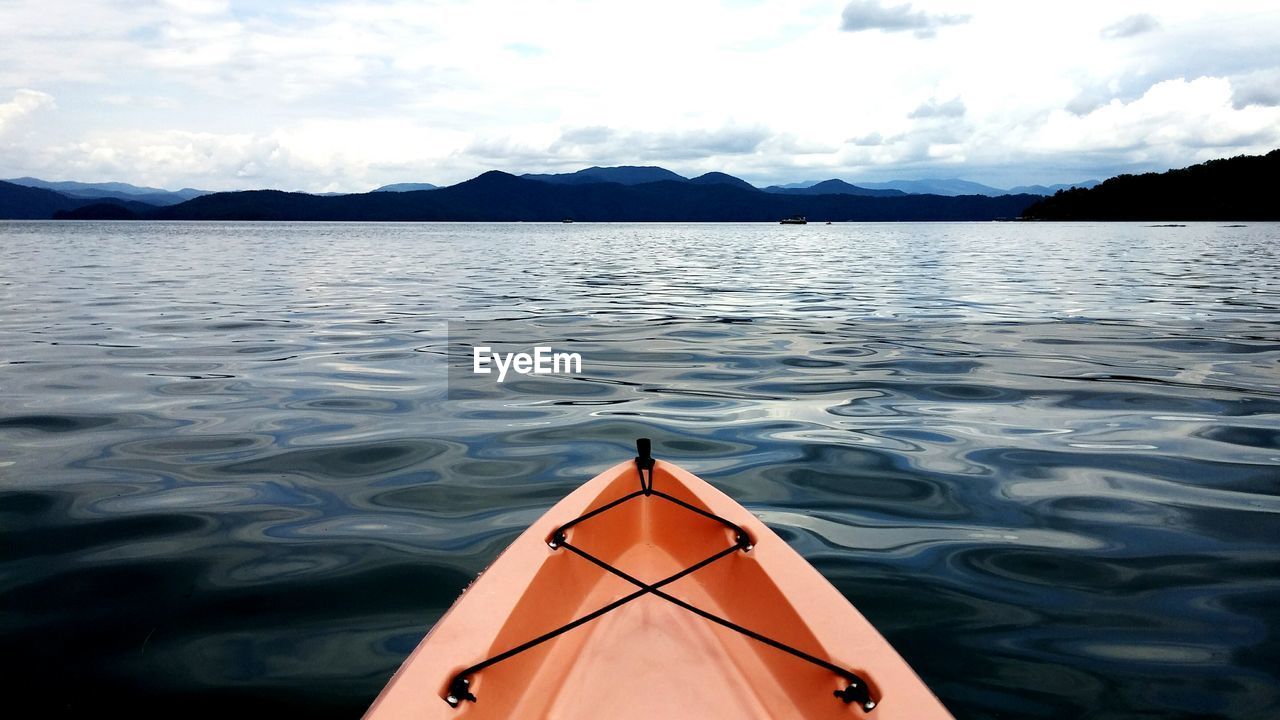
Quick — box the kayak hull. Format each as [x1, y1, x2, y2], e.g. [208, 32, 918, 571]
[365, 458, 952, 720]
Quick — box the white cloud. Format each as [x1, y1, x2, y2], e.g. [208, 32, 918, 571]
[840, 0, 970, 38]
[849, 132, 886, 146]
[1231, 68, 1280, 108]
[1032, 77, 1280, 161]
[0, 89, 54, 136]
[14, 119, 473, 192]
[0, 1, 1278, 190]
[1101, 14, 1161, 39]
[909, 97, 967, 119]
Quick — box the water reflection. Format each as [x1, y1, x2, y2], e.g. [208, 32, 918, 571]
[1, 220, 1278, 718]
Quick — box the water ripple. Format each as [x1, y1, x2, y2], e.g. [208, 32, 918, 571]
[1, 221, 1279, 718]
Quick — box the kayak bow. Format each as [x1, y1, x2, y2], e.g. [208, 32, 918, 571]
[365, 440, 952, 719]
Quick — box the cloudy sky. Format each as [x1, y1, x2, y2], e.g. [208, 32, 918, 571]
[1, 0, 1278, 192]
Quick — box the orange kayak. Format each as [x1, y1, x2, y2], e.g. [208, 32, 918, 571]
[365, 440, 952, 720]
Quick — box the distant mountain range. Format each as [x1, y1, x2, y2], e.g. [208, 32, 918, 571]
[1022, 150, 1279, 220]
[0, 168, 1105, 210]
[764, 179, 905, 197]
[372, 182, 439, 192]
[0, 165, 1071, 222]
[760, 178, 1098, 196]
[6, 153, 1270, 222]
[858, 178, 1008, 196]
[687, 171, 758, 191]
[0, 180, 157, 219]
[1008, 181, 1101, 195]
[2, 177, 210, 206]
[115, 171, 1037, 222]
[521, 166, 687, 186]
[512, 166, 1094, 197]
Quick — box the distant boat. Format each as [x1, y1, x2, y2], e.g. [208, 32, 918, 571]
[780, 215, 807, 225]
[562, 218, 574, 223]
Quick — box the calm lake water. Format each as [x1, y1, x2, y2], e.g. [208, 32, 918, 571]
[2, 221, 1278, 719]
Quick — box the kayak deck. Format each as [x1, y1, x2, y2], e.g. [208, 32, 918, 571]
[365, 448, 952, 719]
